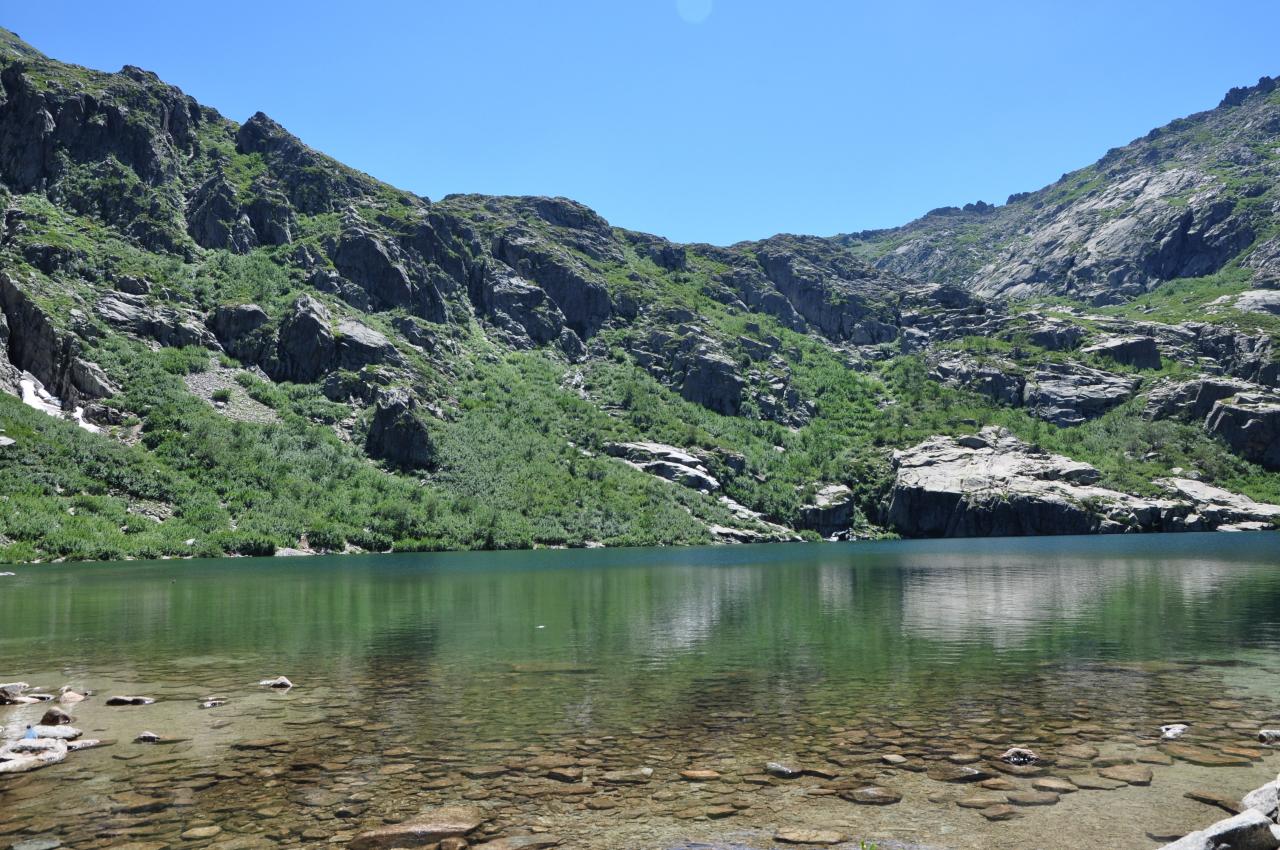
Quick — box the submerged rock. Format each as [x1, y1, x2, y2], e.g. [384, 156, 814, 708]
[349, 805, 486, 850]
[840, 785, 902, 805]
[39, 706, 72, 726]
[258, 676, 293, 689]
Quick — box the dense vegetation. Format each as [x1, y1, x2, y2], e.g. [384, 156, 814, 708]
[0, 29, 1276, 562]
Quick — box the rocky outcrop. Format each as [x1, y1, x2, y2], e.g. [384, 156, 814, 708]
[1230, 289, 1280, 316]
[186, 172, 255, 252]
[0, 273, 114, 404]
[206, 303, 271, 363]
[1021, 362, 1139, 426]
[1145, 377, 1254, 421]
[1146, 378, 1280, 470]
[604, 442, 720, 492]
[469, 264, 583, 358]
[1025, 319, 1085, 351]
[235, 112, 378, 215]
[273, 294, 335, 382]
[629, 327, 745, 416]
[365, 387, 435, 470]
[679, 345, 743, 415]
[1158, 477, 1280, 530]
[929, 355, 1024, 406]
[1205, 392, 1280, 471]
[331, 226, 415, 311]
[1081, 335, 1161, 370]
[96, 291, 217, 349]
[886, 427, 1279, 537]
[753, 240, 898, 341]
[491, 232, 612, 339]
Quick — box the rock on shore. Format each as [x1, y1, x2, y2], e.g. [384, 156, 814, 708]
[886, 426, 1280, 537]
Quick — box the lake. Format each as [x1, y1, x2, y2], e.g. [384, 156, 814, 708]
[2, 533, 1279, 849]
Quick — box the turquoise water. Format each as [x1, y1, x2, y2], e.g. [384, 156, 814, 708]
[1, 533, 1279, 848]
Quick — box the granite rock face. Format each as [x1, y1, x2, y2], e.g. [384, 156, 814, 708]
[273, 294, 336, 383]
[797, 484, 856, 537]
[1021, 362, 1140, 426]
[886, 427, 1280, 537]
[604, 442, 720, 492]
[1147, 378, 1280, 470]
[1080, 335, 1162, 370]
[1205, 393, 1280, 471]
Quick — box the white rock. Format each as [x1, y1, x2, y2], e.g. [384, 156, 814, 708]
[1158, 808, 1279, 850]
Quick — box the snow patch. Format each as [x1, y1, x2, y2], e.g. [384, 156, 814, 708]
[18, 373, 99, 433]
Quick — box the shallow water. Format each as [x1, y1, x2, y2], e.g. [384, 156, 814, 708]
[1, 533, 1279, 849]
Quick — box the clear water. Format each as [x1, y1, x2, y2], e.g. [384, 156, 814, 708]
[1, 533, 1279, 849]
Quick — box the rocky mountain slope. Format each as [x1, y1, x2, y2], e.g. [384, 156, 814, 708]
[0, 28, 1275, 562]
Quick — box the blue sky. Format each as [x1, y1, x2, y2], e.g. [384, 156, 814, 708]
[6, 2, 1279, 244]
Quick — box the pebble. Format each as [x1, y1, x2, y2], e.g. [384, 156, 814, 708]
[841, 785, 901, 805]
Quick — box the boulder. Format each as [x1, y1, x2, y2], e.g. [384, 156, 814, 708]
[0, 737, 67, 774]
[797, 484, 856, 536]
[1242, 777, 1279, 820]
[336, 319, 402, 370]
[1158, 808, 1280, 850]
[39, 706, 72, 726]
[1081, 335, 1162, 369]
[1022, 362, 1139, 426]
[365, 388, 435, 471]
[274, 294, 335, 382]
[207, 303, 271, 363]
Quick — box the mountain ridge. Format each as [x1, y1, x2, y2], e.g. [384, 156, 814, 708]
[0, 27, 1276, 562]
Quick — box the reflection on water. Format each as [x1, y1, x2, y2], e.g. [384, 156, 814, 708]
[0, 532, 1278, 849]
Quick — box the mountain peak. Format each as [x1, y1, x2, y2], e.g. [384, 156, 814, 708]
[1218, 74, 1278, 109]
